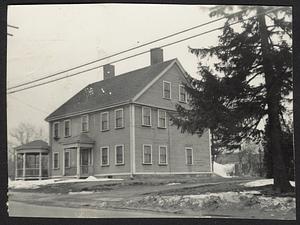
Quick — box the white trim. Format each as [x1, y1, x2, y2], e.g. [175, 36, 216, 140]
[129, 104, 136, 175]
[46, 101, 129, 122]
[115, 108, 124, 129]
[158, 145, 168, 165]
[135, 102, 175, 112]
[157, 109, 167, 128]
[208, 129, 213, 172]
[81, 114, 89, 132]
[64, 119, 71, 137]
[178, 84, 187, 103]
[142, 144, 152, 164]
[142, 106, 152, 126]
[100, 111, 110, 131]
[115, 144, 125, 165]
[163, 80, 172, 99]
[53, 122, 60, 138]
[52, 152, 59, 169]
[185, 147, 193, 165]
[64, 150, 71, 169]
[132, 60, 176, 102]
[100, 146, 110, 166]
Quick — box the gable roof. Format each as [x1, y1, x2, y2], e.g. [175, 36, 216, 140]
[46, 59, 178, 121]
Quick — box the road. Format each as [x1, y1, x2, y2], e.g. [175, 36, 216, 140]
[8, 201, 188, 218]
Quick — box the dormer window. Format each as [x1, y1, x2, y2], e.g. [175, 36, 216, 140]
[163, 81, 171, 99]
[64, 120, 71, 137]
[53, 122, 59, 138]
[179, 84, 187, 103]
[81, 115, 89, 132]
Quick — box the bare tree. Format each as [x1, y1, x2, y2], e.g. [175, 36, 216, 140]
[9, 122, 47, 146]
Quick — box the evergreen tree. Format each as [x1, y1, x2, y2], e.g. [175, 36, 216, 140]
[171, 6, 293, 192]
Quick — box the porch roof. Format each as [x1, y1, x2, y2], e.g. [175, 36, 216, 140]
[60, 133, 95, 145]
[15, 140, 50, 151]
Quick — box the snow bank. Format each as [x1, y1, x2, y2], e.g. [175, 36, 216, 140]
[8, 176, 123, 189]
[166, 183, 181, 186]
[213, 162, 235, 177]
[68, 191, 94, 195]
[243, 179, 295, 188]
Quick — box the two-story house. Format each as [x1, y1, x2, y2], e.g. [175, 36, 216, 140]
[45, 48, 212, 178]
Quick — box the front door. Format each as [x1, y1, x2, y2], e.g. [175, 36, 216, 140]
[80, 148, 91, 176]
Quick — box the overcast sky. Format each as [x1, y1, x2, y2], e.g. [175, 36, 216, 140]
[7, 3, 227, 140]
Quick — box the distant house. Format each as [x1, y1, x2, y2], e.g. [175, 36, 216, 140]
[16, 48, 212, 179]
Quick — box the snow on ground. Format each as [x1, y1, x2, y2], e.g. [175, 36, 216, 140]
[8, 176, 123, 189]
[243, 179, 295, 188]
[213, 162, 235, 178]
[166, 183, 181, 186]
[68, 191, 95, 195]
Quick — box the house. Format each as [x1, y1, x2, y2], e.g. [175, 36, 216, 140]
[33, 48, 212, 179]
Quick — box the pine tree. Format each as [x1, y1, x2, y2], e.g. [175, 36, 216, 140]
[171, 6, 293, 192]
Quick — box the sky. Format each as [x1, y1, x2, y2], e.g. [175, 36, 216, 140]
[7, 4, 291, 143]
[7, 3, 225, 141]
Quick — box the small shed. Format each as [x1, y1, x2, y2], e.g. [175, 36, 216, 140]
[15, 140, 50, 180]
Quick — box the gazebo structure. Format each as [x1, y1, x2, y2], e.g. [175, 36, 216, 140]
[15, 140, 50, 180]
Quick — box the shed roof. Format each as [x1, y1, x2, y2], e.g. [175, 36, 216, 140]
[46, 59, 176, 121]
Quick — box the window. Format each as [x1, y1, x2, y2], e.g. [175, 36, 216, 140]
[143, 145, 152, 164]
[185, 148, 193, 165]
[179, 85, 187, 103]
[159, 145, 168, 165]
[64, 150, 70, 168]
[81, 115, 89, 132]
[53, 122, 59, 138]
[64, 120, 71, 137]
[100, 112, 109, 131]
[115, 145, 124, 165]
[100, 146, 109, 166]
[163, 81, 171, 99]
[53, 152, 59, 169]
[115, 109, 124, 128]
[158, 109, 167, 128]
[142, 107, 152, 126]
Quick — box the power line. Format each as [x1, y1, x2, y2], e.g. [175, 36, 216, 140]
[8, 24, 19, 29]
[7, 7, 281, 95]
[9, 95, 49, 114]
[7, 9, 246, 91]
[7, 33, 13, 36]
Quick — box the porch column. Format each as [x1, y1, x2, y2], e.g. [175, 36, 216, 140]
[15, 153, 18, 179]
[22, 153, 26, 180]
[62, 149, 65, 176]
[76, 146, 80, 178]
[39, 152, 42, 180]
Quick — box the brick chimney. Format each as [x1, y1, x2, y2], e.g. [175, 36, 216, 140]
[103, 64, 115, 80]
[150, 48, 164, 65]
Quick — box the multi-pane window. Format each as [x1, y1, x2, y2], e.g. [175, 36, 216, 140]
[100, 112, 109, 131]
[163, 81, 171, 99]
[143, 145, 152, 164]
[179, 85, 187, 102]
[115, 109, 124, 128]
[158, 109, 167, 128]
[64, 120, 71, 137]
[101, 146, 109, 166]
[81, 115, 89, 132]
[64, 151, 70, 168]
[142, 107, 151, 126]
[159, 145, 168, 165]
[53, 152, 59, 169]
[115, 145, 124, 165]
[185, 148, 193, 165]
[53, 122, 59, 138]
